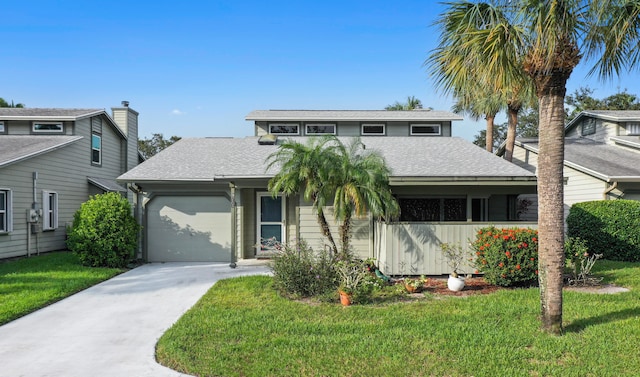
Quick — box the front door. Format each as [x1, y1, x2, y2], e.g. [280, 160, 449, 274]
[256, 193, 285, 255]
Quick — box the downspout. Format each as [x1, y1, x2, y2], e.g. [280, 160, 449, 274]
[604, 181, 618, 200]
[129, 184, 144, 260]
[229, 182, 237, 269]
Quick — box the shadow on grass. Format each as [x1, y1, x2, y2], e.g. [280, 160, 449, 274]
[565, 306, 640, 333]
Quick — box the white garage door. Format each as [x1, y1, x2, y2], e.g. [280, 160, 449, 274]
[146, 196, 231, 262]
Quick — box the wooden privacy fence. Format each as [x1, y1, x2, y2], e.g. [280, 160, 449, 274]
[375, 222, 538, 275]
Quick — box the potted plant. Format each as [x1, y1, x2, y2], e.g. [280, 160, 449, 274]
[336, 260, 368, 306]
[440, 242, 469, 291]
[403, 276, 425, 293]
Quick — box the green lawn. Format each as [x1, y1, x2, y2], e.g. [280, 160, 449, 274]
[0, 251, 124, 325]
[157, 260, 640, 377]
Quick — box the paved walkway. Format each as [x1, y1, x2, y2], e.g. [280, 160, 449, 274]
[0, 261, 270, 377]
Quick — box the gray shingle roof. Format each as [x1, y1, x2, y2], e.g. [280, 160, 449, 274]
[118, 136, 536, 183]
[517, 138, 640, 181]
[245, 109, 464, 121]
[87, 177, 127, 193]
[0, 108, 104, 120]
[0, 135, 83, 168]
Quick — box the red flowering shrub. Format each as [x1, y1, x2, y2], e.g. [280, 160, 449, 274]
[472, 226, 538, 287]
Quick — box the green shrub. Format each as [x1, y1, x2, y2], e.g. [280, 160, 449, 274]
[67, 192, 140, 268]
[269, 240, 339, 298]
[566, 200, 640, 262]
[471, 226, 538, 287]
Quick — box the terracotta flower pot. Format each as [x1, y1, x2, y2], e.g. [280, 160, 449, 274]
[339, 290, 352, 306]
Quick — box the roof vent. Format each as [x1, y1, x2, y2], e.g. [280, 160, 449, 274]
[121, 100, 129, 107]
[258, 134, 278, 145]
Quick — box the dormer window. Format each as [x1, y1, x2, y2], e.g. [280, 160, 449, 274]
[410, 124, 441, 136]
[305, 123, 336, 135]
[33, 122, 63, 133]
[269, 123, 300, 135]
[361, 123, 385, 135]
[581, 118, 596, 136]
[626, 123, 640, 135]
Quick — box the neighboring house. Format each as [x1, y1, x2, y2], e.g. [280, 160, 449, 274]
[0, 103, 140, 259]
[505, 110, 640, 221]
[118, 109, 537, 275]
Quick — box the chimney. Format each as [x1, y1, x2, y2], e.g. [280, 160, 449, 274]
[111, 101, 139, 173]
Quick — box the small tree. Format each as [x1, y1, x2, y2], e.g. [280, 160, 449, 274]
[67, 192, 140, 268]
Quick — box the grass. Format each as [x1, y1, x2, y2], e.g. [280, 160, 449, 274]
[0, 251, 124, 325]
[157, 260, 640, 377]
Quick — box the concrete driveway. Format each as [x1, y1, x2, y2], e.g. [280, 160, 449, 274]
[0, 261, 270, 377]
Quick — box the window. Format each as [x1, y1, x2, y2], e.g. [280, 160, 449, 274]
[269, 123, 300, 135]
[33, 122, 63, 133]
[471, 198, 489, 221]
[361, 123, 385, 135]
[627, 123, 640, 135]
[581, 118, 596, 135]
[399, 197, 466, 222]
[42, 191, 58, 231]
[0, 122, 4, 133]
[0, 189, 13, 233]
[305, 123, 336, 135]
[91, 133, 102, 165]
[410, 124, 441, 136]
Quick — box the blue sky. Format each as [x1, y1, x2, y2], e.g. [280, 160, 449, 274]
[2, 1, 637, 141]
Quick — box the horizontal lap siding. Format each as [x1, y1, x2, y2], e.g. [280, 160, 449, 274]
[0, 119, 128, 258]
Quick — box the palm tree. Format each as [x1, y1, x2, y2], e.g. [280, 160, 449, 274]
[330, 138, 400, 257]
[431, 0, 640, 334]
[452, 86, 503, 152]
[385, 96, 425, 110]
[426, 1, 534, 160]
[266, 136, 340, 255]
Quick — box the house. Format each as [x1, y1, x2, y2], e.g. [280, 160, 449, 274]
[117, 109, 537, 275]
[506, 110, 640, 220]
[0, 103, 140, 259]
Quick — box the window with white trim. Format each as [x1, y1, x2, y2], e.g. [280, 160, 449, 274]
[0, 189, 13, 233]
[305, 123, 336, 135]
[91, 133, 102, 165]
[399, 197, 466, 221]
[626, 123, 640, 135]
[32, 122, 63, 133]
[581, 118, 596, 135]
[361, 123, 385, 135]
[269, 123, 300, 135]
[0, 122, 5, 133]
[410, 124, 441, 136]
[42, 191, 58, 231]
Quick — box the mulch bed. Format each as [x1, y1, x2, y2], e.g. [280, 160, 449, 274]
[401, 277, 503, 297]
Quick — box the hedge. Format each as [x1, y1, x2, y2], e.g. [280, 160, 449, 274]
[566, 200, 640, 262]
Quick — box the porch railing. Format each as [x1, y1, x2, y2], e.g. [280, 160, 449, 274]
[375, 222, 538, 276]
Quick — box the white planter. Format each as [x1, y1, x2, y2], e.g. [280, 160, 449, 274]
[447, 275, 466, 291]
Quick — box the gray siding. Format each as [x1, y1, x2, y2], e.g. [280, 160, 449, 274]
[0, 120, 133, 259]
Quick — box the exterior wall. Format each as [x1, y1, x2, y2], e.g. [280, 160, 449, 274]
[2, 120, 74, 136]
[0, 116, 136, 259]
[566, 117, 616, 143]
[254, 120, 452, 138]
[376, 221, 538, 275]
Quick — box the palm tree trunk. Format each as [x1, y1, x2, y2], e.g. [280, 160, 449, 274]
[503, 102, 521, 161]
[485, 114, 495, 152]
[316, 210, 338, 256]
[339, 211, 352, 259]
[536, 83, 567, 335]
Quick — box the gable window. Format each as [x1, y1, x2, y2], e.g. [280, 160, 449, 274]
[399, 197, 466, 222]
[269, 123, 300, 135]
[361, 123, 385, 135]
[91, 133, 102, 165]
[626, 123, 640, 135]
[33, 122, 63, 133]
[410, 124, 441, 136]
[581, 118, 596, 135]
[42, 191, 58, 231]
[0, 189, 13, 233]
[305, 123, 336, 135]
[0, 122, 5, 133]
